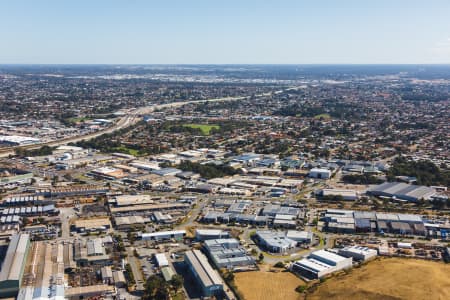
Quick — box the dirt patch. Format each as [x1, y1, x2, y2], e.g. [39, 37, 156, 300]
[307, 258, 450, 300]
[234, 269, 304, 300]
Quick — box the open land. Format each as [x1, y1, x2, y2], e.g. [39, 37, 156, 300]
[234, 268, 304, 300]
[307, 258, 450, 300]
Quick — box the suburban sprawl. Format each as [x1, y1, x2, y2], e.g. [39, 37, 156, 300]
[0, 65, 449, 300]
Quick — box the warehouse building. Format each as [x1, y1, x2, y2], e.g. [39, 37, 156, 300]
[0, 234, 30, 298]
[0, 135, 40, 146]
[204, 238, 255, 269]
[255, 231, 297, 254]
[291, 249, 352, 279]
[286, 230, 314, 244]
[155, 253, 169, 267]
[140, 230, 186, 241]
[184, 250, 223, 297]
[319, 189, 358, 201]
[367, 182, 436, 202]
[195, 229, 230, 241]
[72, 217, 111, 233]
[338, 246, 377, 261]
[308, 168, 331, 179]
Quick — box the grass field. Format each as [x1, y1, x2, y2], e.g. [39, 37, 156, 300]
[234, 269, 304, 300]
[112, 146, 140, 156]
[307, 258, 450, 300]
[183, 123, 220, 135]
[67, 116, 89, 123]
[313, 113, 331, 120]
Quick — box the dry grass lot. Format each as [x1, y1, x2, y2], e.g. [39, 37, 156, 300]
[234, 268, 304, 300]
[307, 258, 450, 300]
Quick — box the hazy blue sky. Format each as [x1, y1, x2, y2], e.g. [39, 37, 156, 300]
[1, 0, 450, 64]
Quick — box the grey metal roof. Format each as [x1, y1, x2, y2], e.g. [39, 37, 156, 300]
[0, 233, 30, 282]
[185, 250, 222, 287]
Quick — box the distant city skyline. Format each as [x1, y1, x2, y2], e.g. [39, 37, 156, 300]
[1, 0, 450, 64]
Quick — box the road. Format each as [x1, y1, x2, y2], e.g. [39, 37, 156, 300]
[127, 247, 145, 291]
[0, 89, 290, 158]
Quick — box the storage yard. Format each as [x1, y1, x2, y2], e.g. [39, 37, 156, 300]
[307, 258, 450, 300]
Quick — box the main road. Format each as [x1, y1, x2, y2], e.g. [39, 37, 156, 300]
[0, 91, 283, 158]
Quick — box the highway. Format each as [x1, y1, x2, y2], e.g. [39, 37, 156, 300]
[0, 91, 282, 158]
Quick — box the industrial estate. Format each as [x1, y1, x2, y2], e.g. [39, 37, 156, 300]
[0, 64, 449, 300]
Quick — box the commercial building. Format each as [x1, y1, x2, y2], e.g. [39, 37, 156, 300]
[338, 246, 377, 261]
[184, 250, 223, 297]
[0, 234, 30, 298]
[292, 249, 352, 279]
[367, 182, 436, 202]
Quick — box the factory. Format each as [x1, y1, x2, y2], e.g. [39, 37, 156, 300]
[17, 241, 66, 300]
[184, 250, 223, 297]
[204, 238, 255, 269]
[367, 182, 436, 202]
[0, 234, 31, 298]
[291, 249, 352, 279]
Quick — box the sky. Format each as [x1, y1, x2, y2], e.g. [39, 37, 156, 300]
[1, 0, 450, 64]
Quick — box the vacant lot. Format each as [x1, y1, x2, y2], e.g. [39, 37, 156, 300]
[235, 270, 304, 300]
[307, 258, 450, 300]
[183, 123, 219, 135]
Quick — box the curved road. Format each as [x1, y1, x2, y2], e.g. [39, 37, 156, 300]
[0, 88, 294, 158]
[0, 93, 268, 158]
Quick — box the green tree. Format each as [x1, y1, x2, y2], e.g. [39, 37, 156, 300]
[170, 274, 183, 292]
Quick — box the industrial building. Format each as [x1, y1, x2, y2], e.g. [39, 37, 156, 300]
[204, 238, 255, 269]
[114, 215, 149, 230]
[323, 209, 427, 236]
[184, 250, 223, 297]
[155, 253, 169, 267]
[71, 217, 111, 233]
[308, 168, 332, 179]
[367, 182, 436, 202]
[17, 241, 66, 300]
[254, 231, 297, 254]
[195, 229, 230, 241]
[338, 246, 378, 261]
[291, 249, 352, 279]
[286, 230, 314, 244]
[319, 188, 359, 201]
[0, 135, 40, 146]
[140, 230, 186, 241]
[0, 234, 30, 298]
